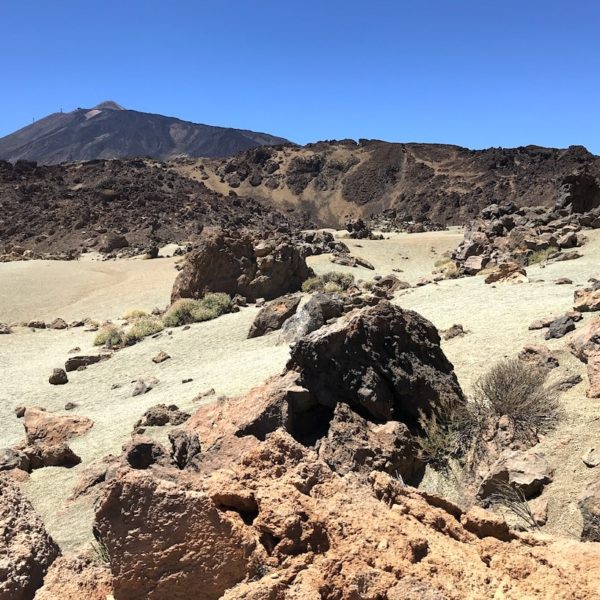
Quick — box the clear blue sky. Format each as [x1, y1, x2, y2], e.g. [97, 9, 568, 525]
[2, 1, 599, 151]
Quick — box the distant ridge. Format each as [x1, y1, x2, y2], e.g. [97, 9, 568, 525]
[0, 102, 289, 164]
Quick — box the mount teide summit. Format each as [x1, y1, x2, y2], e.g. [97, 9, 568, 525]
[0, 101, 289, 164]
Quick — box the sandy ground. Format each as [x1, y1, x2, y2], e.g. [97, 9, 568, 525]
[1, 227, 599, 549]
[307, 228, 464, 284]
[0, 255, 179, 323]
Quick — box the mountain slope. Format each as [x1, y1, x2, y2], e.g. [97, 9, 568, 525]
[178, 140, 600, 227]
[0, 102, 289, 164]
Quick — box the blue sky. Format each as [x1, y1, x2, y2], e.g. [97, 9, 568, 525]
[1, 1, 599, 151]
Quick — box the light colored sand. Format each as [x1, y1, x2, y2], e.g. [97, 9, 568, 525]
[1, 227, 599, 550]
[307, 228, 464, 284]
[0, 256, 179, 323]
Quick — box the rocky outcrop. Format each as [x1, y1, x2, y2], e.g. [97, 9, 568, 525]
[517, 345, 559, 370]
[248, 295, 301, 338]
[171, 229, 312, 303]
[579, 476, 600, 541]
[574, 283, 600, 312]
[90, 430, 600, 599]
[95, 471, 257, 600]
[135, 404, 190, 428]
[3, 408, 94, 472]
[0, 479, 59, 599]
[34, 554, 112, 600]
[288, 301, 464, 423]
[279, 293, 345, 344]
[568, 318, 600, 397]
[478, 449, 554, 500]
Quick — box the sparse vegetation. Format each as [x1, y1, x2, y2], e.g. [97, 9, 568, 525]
[488, 481, 540, 530]
[433, 256, 459, 279]
[122, 308, 148, 321]
[472, 358, 561, 439]
[301, 271, 355, 293]
[162, 293, 232, 327]
[528, 246, 558, 265]
[91, 540, 110, 565]
[418, 358, 560, 471]
[93, 324, 125, 348]
[124, 316, 164, 344]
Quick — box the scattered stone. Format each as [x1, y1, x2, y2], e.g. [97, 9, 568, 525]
[442, 324, 467, 340]
[0, 322, 12, 334]
[171, 228, 312, 303]
[152, 350, 171, 364]
[517, 345, 559, 370]
[132, 380, 152, 396]
[49, 368, 68, 385]
[48, 317, 68, 330]
[135, 404, 191, 428]
[545, 315, 576, 340]
[484, 262, 527, 284]
[67, 346, 81, 353]
[555, 277, 573, 285]
[14, 405, 26, 418]
[99, 232, 129, 253]
[528, 315, 555, 330]
[28, 320, 46, 329]
[182, 378, 193, 384]
[582, 448, 600, 468]
[529, 497, 548, 526]
[248, 295, 301, 338]
[65, 354, 111, 372]
[479, 450, 553, 500]
[574, 286, 600, 312]
[194, 388, 216, 401]
[555, 373, 583, 391]
[64, 402, 77, 411]
[0, 447, 30, 472]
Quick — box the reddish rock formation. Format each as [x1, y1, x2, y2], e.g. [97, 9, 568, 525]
[171, 229, 312, 303]
[34, 554, 112, 600]
[0, 479, 59, 599]
[248, 294, 301, 338]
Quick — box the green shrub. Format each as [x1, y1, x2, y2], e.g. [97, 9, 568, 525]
[162, 299, 199, 327]
[301, 276, 322, 293]
[528, 246, 558, 265]
[301, 271, 355, 293]
[124, 317, 164, 344]
[94, 324, 124, 348]
[163, 293, 232, 327]
[323, 281, 342, 293]
[122, 309, 148, 321]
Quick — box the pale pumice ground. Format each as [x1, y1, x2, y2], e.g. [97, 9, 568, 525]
[0, 229, 599, 550]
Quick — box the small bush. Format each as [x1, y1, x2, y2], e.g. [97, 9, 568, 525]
[528, 246, 558, 265]
[123, 309, 148, 321]
[163, 293, 232, 327]
[488, 482, 540, 530]
[472, 358, 560, 438]
[162, 299, 199, 327]
[94, 324, 124, 348]
[323, 281, 342, 293]
[301, 276, 322, 293]
[124, 317, 164, 344]
[301, 271, 355, 293]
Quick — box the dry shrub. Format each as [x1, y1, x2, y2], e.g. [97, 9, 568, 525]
[418, 358, 561, 470]
[163, 293, 232, 327]
[93, 324, 124, 348]
[472, 358, 560, 439]
[528, 246, 558, 265]
[301, 271, 354, 293]
[124, 317, 164, 344]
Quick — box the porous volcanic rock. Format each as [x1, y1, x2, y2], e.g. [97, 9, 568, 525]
[478, 449, 554, 500]
[248, 295, 301, 338]
[135, 404, 191, 428]
[0, 478, 59, 599]
[517, 345, 559, 370]
[64, 354, 111, 372]
[95, 471, 257, 600]
[171, 229, 312, 303]
[574, 284, 600, 312]
[34, 554, 113, 600]
[288, 301, 464, 423]
[91, 430, 600, 599]
[48, 368, 68, 385]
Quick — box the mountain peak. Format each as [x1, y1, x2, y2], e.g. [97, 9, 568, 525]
[94, 100, 125, 110]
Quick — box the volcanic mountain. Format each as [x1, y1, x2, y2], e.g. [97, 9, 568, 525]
[0, 101, 289, 164]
